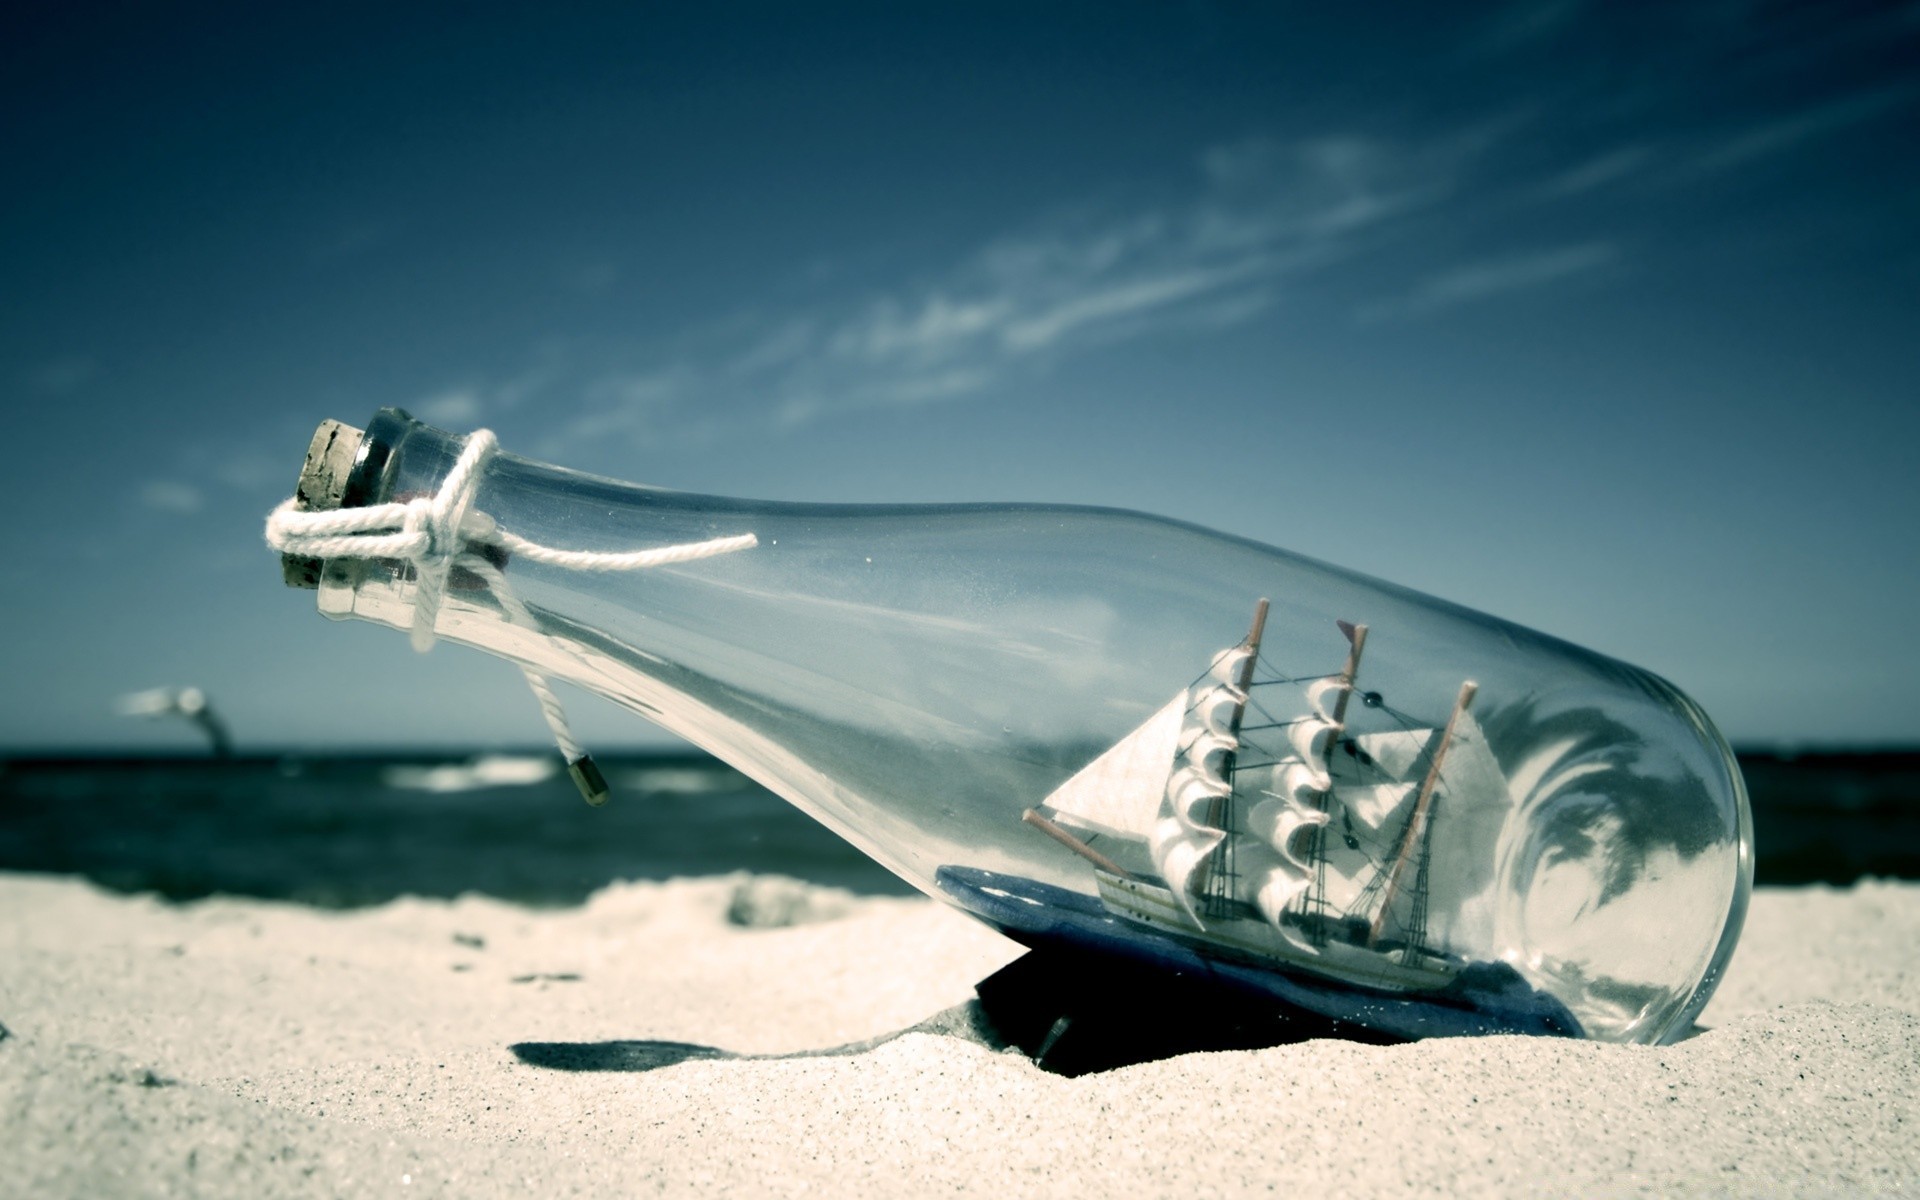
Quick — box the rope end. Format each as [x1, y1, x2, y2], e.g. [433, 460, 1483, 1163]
[568, 755, 611, 806]
[409, 623, 439, 654]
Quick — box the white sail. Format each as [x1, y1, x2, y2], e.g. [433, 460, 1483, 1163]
[1305, 676, 1349, 719]
[1263, 758, 1330, 804]
[1413, 708, 1512, 949]
[1040, 694, 1187, 840]
[1132, 669, 1329, 933]
[1309, 727, 1432, 903]
[1209, 646, 1252, 687]
[1190, 684, 1244, 737]
[1227, 688, 1450, 941]
[1246, 793, 1328, 861]
[1143, 674, 1254, 922]
[1243, 844, 1315, 926]
[1149, 814, 1224, 924]
[1046, 614, 1518, 994]
[1166, 764, 1230, 825]
[1339, 781, 1417, 833]
[1287, 716, 1339, 762]
[1331, 728, 1432, 783]
[1046, 614, 1518, 982]
[1234, 709, 1333, 934]
[1183, 730, 1239, 776]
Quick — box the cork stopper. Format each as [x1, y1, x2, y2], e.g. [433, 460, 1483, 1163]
[280, 419, 366, 589]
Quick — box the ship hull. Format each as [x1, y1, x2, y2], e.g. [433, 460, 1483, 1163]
[936, 864, 1582, 1041]
[1092, 872, 1462, 994]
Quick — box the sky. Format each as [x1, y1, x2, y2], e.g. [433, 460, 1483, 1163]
[2, 1, 1916, 752]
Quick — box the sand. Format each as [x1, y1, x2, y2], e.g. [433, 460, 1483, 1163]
[2, 872, 1915, 1198]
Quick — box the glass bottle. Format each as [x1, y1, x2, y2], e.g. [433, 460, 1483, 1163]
[272, 408, 1751, 1046]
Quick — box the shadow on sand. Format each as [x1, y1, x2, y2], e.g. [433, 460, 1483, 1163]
[512, 1001, 1004, 1074]
[510, 950, 1400, 1079]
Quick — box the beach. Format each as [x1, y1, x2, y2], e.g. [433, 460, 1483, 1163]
[2, 872, 1914, 1198]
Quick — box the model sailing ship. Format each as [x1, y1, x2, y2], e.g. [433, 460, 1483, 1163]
[936, 599, 1581, 1038]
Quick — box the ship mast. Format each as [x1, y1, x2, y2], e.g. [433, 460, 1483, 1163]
[1367, 679, 1477, 950]
[1295, 620, 1367, 944]
[1196, 597, 1268, 917]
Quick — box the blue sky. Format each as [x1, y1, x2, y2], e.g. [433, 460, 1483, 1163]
[3, 2, 1916, 751]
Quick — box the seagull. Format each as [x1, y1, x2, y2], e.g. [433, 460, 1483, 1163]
[116, 686, 233, 757]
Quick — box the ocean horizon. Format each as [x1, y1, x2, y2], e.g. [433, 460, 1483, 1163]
[4, 746, 1914, 908]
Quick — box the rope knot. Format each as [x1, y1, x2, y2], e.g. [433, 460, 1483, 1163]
[264, 425, 758, 802]
[401, 497, 439, 551]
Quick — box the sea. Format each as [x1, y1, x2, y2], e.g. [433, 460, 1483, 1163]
[1, 749, 1915, 908]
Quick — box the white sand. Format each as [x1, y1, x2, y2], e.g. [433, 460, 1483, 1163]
[2, 872, 1915, 1198]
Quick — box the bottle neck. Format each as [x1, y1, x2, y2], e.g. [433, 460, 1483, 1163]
[300, 408, 1276, 893]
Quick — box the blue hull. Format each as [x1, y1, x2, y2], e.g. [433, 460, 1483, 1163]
[936, 865, 1583, 1041]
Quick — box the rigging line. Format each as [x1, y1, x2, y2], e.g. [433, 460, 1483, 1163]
[1243, 690, 1309, 729]
[1182, 666, 1250, 696]
[1242, 696, 1285, 728]
[1330, 743, 1381, 783]
[1180, 682, 1220, 711]
[1362, 701, 1446, 773]
[1182, 690, 1239, 721]
[1249, 663, 1300, 683]
[1374, 700, 1429, 729]
[1338, 817, 1393, 851]
[1242, 711, 1287, 739]
[1253, 668, 1338, 687]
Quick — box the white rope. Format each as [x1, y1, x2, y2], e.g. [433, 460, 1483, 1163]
[265, 427, 758, 803]
[460, 552, 586, 765]
[492, 527, 759, 572]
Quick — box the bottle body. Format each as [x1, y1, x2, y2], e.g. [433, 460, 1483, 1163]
[309, 410, 1751, 1045]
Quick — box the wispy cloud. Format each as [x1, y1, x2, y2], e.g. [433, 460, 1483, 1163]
[1461, 0, 1585, 59]
[138, 480, 204, 514]
[516, 126, 1509, 450]
[407, 346, 574, 427]
[1687, 84, 1918, 178]
[1532, 145, 1653, 200]
[1359, 242, 1619, 321]
[416, 388, 483, 425]
[535, 368, 700, 455]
